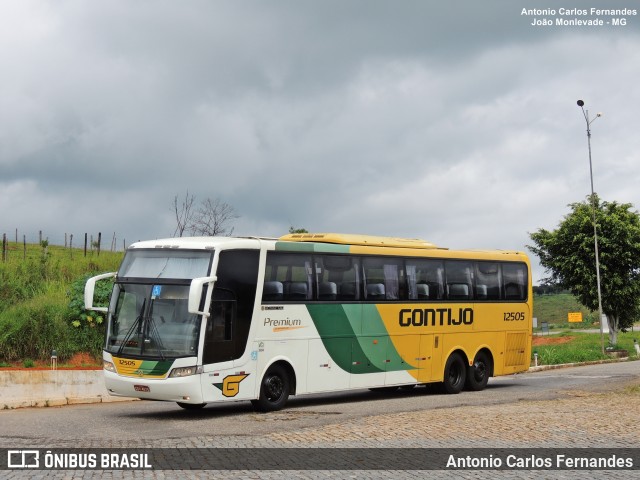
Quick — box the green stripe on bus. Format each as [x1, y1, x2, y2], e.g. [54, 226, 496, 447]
[306, 304, 413, 374]
[306, 304, 370, 372]
[275, 241, 350, 253]
[139, 360, 173, 376]
[357, 304, 411, 371]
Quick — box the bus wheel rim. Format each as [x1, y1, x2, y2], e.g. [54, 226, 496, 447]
[265, 376, 284, 400]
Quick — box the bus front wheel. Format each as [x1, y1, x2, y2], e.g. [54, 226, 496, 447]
[252, 364, 290, 412]
[442, 353, 466, 394]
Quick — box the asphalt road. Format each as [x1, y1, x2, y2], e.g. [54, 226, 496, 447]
[0, 361, 638, 447]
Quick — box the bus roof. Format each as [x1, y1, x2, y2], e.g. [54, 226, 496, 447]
[126, 234, 528, 263]
[127, 236, 265, 251]
[279, 233, 439, 249]
[277, 233, 528, 262]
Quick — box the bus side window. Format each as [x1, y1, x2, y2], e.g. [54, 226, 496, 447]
[203, 288, 236, 364]
[203, 249, 259, 365]
[209, 294, 234, 342]
[263, 252, 313, 302]
[407, 259, 444, 300]
[315, 255, 360, 301]
[502, 263, 528, 300]
[363, 257, 404, 300]
[475, 262, 501, 300]
[445, 261, 473, 300]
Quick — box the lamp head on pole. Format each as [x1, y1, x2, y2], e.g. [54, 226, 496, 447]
[577, 100, 602, 125]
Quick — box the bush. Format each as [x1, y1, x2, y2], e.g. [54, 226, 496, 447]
[0, 275, 110, 362]
[0, 243, 122, 362]
[0, 242, 121, 311]
[0, 293, 73, 361]
[67, 274, 112, 329]
[0, 260, 47, 309]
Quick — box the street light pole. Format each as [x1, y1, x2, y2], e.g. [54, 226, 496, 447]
[577, 99, 605, 355]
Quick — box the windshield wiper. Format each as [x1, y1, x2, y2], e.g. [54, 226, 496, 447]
[117, 298, 145, 356]
[145, 314, 166, 361]
[142, 297, 166, 360]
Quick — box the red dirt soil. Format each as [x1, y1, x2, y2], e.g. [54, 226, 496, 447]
[532, 335, 573, 346]
[0, 352, 102, 370]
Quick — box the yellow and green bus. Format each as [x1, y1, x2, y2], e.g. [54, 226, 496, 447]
[85, 233, 532, 411]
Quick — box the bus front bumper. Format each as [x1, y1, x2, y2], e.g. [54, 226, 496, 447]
[104, 370, 205, 404]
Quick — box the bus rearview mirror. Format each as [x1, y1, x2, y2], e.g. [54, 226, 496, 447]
[84, 272, 117, 312]
[188, 276, 217, 316]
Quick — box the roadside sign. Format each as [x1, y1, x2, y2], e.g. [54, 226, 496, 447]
[568, 312, 583, 323]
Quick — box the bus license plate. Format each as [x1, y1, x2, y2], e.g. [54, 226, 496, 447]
[134, 385, 150, 392]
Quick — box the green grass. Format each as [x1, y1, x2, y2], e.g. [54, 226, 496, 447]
[626, 384, 640, 394]
[0, 241, 123, 362]
[532, 292, 640, 364]
[533, 293, 596, 327]
[533, 330, 640, 365]
[22, 359, 35, 368]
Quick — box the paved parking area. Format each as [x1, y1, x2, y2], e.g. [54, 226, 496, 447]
[2, 377, 639, 478]
[264, 385, 640, 448]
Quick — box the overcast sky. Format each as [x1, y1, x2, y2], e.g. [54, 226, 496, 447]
[1, 0, 639, 283]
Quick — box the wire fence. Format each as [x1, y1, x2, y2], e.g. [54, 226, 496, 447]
[1, 230, 127, 263]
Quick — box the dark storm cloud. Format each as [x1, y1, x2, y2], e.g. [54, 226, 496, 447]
[1, 1, 639, 282]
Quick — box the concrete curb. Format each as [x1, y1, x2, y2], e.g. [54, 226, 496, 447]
[528, 356, 634, 372]
[0, 369, 138, 410]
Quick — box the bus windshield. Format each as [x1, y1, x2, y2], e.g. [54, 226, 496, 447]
[118, 249, 212, 279]
[105, 283, 201, 359]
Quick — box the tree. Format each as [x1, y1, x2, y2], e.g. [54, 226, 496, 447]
[288, 227, 309, 234]
[172, 191, 196, 237]
[528, 195, 640, 345]
[532, 283, 566, 296]
[191, 197, 239, 236]
[172, 192, 239, 237]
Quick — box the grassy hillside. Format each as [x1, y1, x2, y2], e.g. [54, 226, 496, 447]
[0, 241, 123, 362]
[533, 293, 596, 327]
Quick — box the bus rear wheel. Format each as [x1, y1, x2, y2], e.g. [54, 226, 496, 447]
[465, 351, 491, 391]
[442, 353, 466, 394]
[252, 364, 290, 412]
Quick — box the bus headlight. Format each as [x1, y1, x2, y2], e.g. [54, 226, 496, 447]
[169, 366, 201, 378]
[103, 360, 116, 373]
